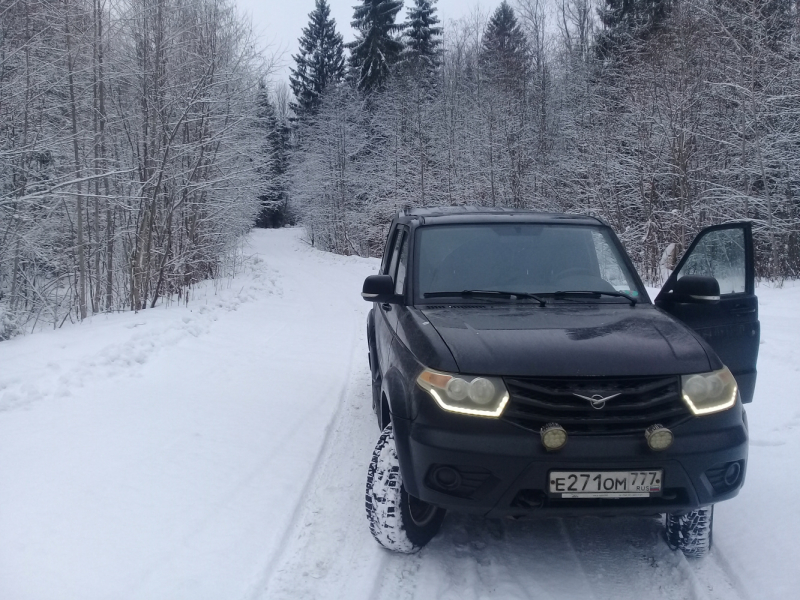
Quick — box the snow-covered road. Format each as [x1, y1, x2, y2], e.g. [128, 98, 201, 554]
[1, 228, 798, 599]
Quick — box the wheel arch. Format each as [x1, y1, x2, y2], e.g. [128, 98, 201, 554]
[383, 366, 412, 422]
[366, 309, 378, 374]
[380, 393, 392, 431]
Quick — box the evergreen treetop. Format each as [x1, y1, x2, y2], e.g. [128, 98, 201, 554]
[403, 0, 442, 74]
[290, 0, 346, 116]
[255, 84, 291, 228]
[481, 1, 527, 82]
[348, 0, 405, 93]
[596, 0, 672, 58]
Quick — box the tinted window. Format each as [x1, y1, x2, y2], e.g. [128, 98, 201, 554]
[394, 233, 409, 295]
[415, 224, 640, 300]
[384, 229, 403, 276]
[678, 228, 745, 295]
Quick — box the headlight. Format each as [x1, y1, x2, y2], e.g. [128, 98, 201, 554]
[417, 369, 509, 417]
[681, 367, 738, 415]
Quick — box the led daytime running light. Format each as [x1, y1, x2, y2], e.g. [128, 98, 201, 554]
[681, 367, 738, 416]
[417, 369, 510, 418]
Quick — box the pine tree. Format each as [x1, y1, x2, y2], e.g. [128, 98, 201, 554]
[596, 0, 672, 58]
[403, 0, 442, 76]
[481, 2, 527, 84]
[255, 85, 291, 228]
[348, 0, 405, 93]
[290, 0, 346, 117]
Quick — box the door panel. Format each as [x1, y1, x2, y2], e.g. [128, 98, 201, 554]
[655, 223, 760, 402]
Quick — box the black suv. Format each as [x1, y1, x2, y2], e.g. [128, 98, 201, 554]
[362, 207, 758, 557]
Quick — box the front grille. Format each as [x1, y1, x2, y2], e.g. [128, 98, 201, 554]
[502, 375, 690, 435]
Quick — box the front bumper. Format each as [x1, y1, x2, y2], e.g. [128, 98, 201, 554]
[392, 397, 748, 518]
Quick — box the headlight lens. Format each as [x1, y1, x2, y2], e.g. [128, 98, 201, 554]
[417, 369, 509, 417]
[681, 367, 738, 415]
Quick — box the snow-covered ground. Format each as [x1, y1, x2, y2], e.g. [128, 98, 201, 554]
[1, 228, 797, 600]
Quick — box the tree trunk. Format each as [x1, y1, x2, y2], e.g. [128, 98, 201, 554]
[65, 0, 87, 320]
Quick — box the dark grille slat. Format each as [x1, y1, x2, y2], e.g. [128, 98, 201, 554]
[502, 375, 689, 435]
[506, 389, 678, 413]
[506, 377, 674, 397]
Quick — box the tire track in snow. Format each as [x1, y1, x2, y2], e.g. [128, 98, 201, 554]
[705, 546, 752, 600]
[673, 551, 746, 600]
[665, 552, 710, 600]
[125, 377, 327, 598]
[227, 228, 381, 600]
[556, 516, 705, 600]
[556, 518, 600, 600]
[678, 544, 751, 600]
[256, 345, 421, 600]
[377, 512, 728, 600]
[244, 319, 368, 600]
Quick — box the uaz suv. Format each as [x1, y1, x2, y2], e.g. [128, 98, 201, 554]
[361, 207, 758, 557]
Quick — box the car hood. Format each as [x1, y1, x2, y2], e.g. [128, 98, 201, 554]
[419, 303, 712, 377]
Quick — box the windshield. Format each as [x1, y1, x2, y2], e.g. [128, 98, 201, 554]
[415, 223, 642, 302]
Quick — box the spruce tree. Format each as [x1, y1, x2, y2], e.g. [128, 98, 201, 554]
[348, 0, 405, 93]
[403, 0, 442, 76]
[255, 85, 291, 228]
[596, 0, 672, 59]
[481, 2, 527, 84]
[290, 0, 346, 117]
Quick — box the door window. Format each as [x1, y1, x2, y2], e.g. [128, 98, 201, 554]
[677, 228, 746, 295]
[384, 229, 403, 276]
[394, 233, 409, 295]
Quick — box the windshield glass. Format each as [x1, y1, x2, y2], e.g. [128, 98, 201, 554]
[415, 223, 642, 302]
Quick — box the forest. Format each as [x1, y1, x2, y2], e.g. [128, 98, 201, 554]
[284, 0, 800, 285]
[0, 0, 265, 338]
[2, 0, 800, 339]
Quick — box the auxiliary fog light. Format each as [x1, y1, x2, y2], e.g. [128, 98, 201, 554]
[724, 461, 742, 487]
[645, 424, 674, 451]
[541, 423, 568, 451]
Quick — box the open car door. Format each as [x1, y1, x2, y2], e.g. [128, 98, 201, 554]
[655, 222, 760, 403]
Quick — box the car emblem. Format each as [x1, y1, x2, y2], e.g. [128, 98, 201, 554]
[574, 393, 621, 410]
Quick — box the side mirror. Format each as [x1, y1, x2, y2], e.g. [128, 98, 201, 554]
[670, 275, 721, 303]
[362, 275, 402, 304]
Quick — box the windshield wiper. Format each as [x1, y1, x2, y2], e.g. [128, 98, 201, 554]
[551, 290, 637, 306]
[424, 290, 547, 306]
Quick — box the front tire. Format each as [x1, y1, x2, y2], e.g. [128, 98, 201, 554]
[365, 423, 445, 553]
[665, 505, 713, 558]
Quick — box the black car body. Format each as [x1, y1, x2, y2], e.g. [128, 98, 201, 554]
[362, 207, 759, 553]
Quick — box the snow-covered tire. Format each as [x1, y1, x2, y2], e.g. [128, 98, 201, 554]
[365, 423, 445, 553]
[665, 505, 713, 558]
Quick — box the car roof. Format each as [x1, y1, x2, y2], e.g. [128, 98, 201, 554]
[397, 206, 606, 227]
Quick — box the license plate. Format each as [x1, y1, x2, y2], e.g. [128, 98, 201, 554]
[548, 470, 663, 498]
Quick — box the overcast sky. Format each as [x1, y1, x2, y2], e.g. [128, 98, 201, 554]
[235, 0, 496, 83]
